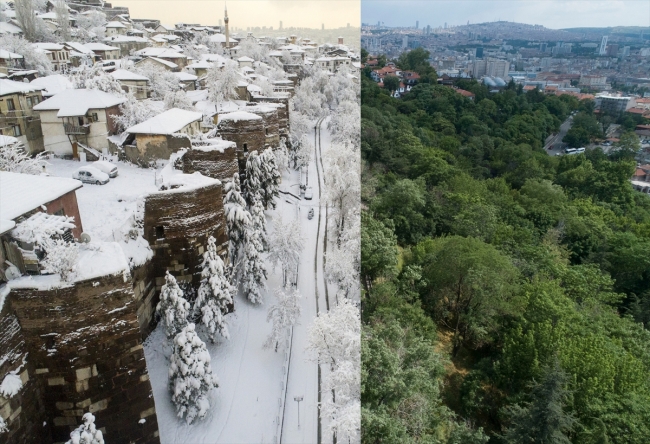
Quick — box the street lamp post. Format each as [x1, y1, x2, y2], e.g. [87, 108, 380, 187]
[294, 395, 303, 429]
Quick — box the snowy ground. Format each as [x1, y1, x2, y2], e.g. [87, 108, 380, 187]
[143, 120, 333, 444]
[45, 157, 159, 244]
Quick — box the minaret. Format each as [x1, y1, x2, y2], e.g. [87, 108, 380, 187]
[224, 3, 230, 48]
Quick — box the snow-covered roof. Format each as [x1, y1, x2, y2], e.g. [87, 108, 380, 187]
[0, 219, 15, 235]
[104, 35, 149, 43]
[75, 242, 130, 282]
[11, 212, 76, 244]
[186, 89, 209, 103]
[208, 34, 238, 44]
[0, 49, 23, 60]
[173, 72, 197, 81]
[136, 47, 186, 59]
[201, 54, 227, 63]
[106, 21, 127, 28]
[30, 75, 74, 97]
[137, 56, 178, 69]
[0, 135, 19, 145]
[0, 22, 23, 34]
[32, 43, 65, 51]
[111, 69, 149, 81]
[187, 60, 212, 69]
[0, 79, 44, 96]
[191, 138, 236, 153]
[0, 171, 83, 221]
[84, 43, 120, 51]
[126, 108, 202, 135]
[218, 111, 262, 122]
[33, 89, 126, 117]
[237, 56, 254, 62]
[64, 41, 95, 55]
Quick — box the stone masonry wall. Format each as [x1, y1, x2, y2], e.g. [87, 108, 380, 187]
[251, 97, 289, 139]
[217, 117, 265, 176]
[8, 274, 160, 444]
[179, 145, 239, 184]
[244, 105, 280, 149]
[0, 303, 50, 444]
[143, 182, 227, 294]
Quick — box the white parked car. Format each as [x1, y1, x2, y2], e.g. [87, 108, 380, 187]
[92, 160, 118, 178]
[304, 187, 313, 200]
[73, 166, 110, 185]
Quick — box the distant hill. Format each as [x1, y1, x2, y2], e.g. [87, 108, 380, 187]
[562, 26, 650, 36]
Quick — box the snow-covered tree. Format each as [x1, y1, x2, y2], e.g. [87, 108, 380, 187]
[55, 0, 71, 42]
[223, 174, 251, 270]
[206, 60, 241, 107]
[274, 138, 290, 175]
[237, 38, 268, 61]
[40, 238, 78, 282]
[156, 272, 190, 339]
[194, 236, 232, 342]
[65, 412, 104, 444]
[259, 147, 281, 210]
[293, 134, 313, 170]
[111, 93, 158, 133]
[243, 151, 262, 206]
[0, 140, 48, 175]
[264, 286, 301, 351]
[307, 299, 361, 442]
[325, 241, 358, 300]
[14, 0, 36, 41]
[329, 100, 360, 151]
[0, 34, 52, 74]
[248, 191, 268, 248]
[0, 416, 6, 434]
[71, 65, 124, 96]
[134, 64, 180, 100]
[169, 323, 219, 424]
[323, 142, 360, 246]
[267, 214, 304, 287]
[240, 223, 267, 304]
[163, 90, 194, 111]
[74, 9, 106, 40]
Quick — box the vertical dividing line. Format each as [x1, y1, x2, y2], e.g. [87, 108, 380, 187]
[279, 326, 294, 444]
[313, 116, 324, 444]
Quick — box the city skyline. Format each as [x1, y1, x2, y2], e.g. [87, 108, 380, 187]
[111, 0, 360, 30]
[362, 0, 650, 29]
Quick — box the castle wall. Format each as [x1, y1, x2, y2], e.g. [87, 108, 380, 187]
[179, 145, 239, 183]
[0, 302, 50, 444]
[143, 182, 227, 294]
[217, 117, 265, 176]
[7, 273, 160, 444]
[251, 97, 289, 139]
[244, 105, 280, 149]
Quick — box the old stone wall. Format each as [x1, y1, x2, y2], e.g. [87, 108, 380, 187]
[251, 97, 289, 139]
[143, 182, 227, 294]
[0, 303, 50, 444]
[179, 145, 239, 183]
[128, 134, 192, 166]
[244, 105, 280, 149]
[131, 262, 157, 336]
[7, 273, 160, 443]
[217, 117, 265, 176]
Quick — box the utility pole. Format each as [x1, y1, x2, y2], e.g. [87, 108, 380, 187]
[294, 395, 303, 428]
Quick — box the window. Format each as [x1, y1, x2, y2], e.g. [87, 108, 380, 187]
[13, 125, 21, 136]
[26, 97, 32, 107]
[54, 208, 65, 216]
[6, 99, 15, 111]
[155, 226, 165, 239]
[243, 143, 248, 152]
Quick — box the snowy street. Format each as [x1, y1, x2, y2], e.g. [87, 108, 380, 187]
[143, 119, 332, 444]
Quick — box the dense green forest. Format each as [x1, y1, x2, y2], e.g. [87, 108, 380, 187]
[360, 71, 650, 443]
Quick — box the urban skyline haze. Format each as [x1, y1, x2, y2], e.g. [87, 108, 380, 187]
[362, 0, 650, 29]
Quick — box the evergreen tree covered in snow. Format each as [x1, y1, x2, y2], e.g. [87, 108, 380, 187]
[169, 323, 219, 424]
[240, 223, 267, 304]
[243, 151, 262, 206]
[65, 412, 104, 444]
[264, 287, 301, 351]
[275, 138, 290, 175]
[308, 299, 361, 442]
[0, 140, 48, 175]
[134, 64, 180, 100]
[248, 191, 268, 249]
[194, 236, 233, 342]
[293, 134, 312, 170]
[156, 272, 190, 339]
[267, 214, 304, 287]
[259, 148, 281, 210]
[223, 174, 251, 271]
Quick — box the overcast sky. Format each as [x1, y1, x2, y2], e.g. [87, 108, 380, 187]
[362, 0, 650, 29]
[111, 0, 360, 29]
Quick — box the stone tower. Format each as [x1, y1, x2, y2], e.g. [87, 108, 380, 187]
[224, 3, 230, 48]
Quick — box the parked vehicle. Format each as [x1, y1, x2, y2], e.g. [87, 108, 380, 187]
[304, 187, 313, 200]
[72, 166, 109, 185]
[564, 148, 578, 154]
[308, 208, 314, 219]
[567, 147, 585, 155]
[92, 160, 118, 178]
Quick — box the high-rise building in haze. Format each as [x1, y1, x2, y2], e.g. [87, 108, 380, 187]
[416, 20, 419, 29]
[402, 35, 408, 49]
[476, 47, 484, 58]
[279, 21, 282, 30]
[599, 36, 608, 55]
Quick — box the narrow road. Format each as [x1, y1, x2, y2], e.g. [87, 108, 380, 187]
[545, 115, 573, 156]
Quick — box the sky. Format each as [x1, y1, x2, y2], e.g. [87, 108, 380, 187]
[361, 0, 650, 29]
[110, 0, 360, 29]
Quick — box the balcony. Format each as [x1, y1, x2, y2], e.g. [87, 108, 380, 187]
[64, 123, 90, 135]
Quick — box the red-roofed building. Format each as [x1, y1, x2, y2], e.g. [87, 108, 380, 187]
[636, 125, 650, 137]
[456, 88, 475, 100]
